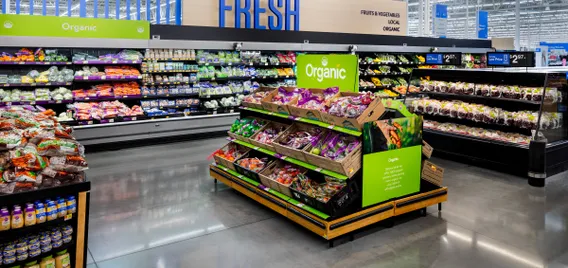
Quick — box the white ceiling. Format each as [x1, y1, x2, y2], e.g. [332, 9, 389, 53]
[408, 0, 568, 49]
[3, 0, 566, 49]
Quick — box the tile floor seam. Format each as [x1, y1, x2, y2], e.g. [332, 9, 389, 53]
[88, 248, 99, 268]
[92, 216, 277, 264]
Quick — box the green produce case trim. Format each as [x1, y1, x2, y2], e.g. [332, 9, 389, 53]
[213, 163, 330, 219]
[240, 106, 362, 136]
[229, 138, 349, 180]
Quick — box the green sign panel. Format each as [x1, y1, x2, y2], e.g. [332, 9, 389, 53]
[0, 14, 149, 39]
[362, 145, 421, 207]
[296, 54, 359, 92]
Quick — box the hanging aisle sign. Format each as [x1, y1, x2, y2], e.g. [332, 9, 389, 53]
[0, 14, 150, 39]
[296, 54, 359, 92]
[487, 52, 535, 67]
[476, 10, 488, 39]
[432, 4, 448, 38]
[183, 0, 408, 36]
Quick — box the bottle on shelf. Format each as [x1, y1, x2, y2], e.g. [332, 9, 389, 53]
[39, 255, 55, 268]
[0, 207, 10, 231]
[66, 196, 76, 214]
[46, 200, 58, 221]
[24, 203, 37, 227]
[35, 201, 46, 224]
[11, 205, 24, 229]
[54, 250, 70, 268]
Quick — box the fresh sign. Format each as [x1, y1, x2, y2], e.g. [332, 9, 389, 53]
[219, 0, 300, 30]
[296, 54, 358, 92]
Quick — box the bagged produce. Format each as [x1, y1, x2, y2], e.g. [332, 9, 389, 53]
[37, 138, 84, 156]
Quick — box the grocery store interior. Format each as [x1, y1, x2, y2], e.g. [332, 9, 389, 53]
[1, 0, 568, 268]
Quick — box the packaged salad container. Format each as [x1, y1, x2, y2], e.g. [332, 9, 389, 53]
[242, 87, 277, 109]
[320, 92, 385, 131]
[227, 116, 267, 144]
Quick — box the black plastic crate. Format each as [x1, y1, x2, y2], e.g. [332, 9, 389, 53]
[234, 150, 274, 183]
[290, 177, 360, 216]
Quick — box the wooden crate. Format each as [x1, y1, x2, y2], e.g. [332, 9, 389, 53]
[422, 140, 433, 158]
[213, 142, 250, 171]
[228, 116, 270, 144]
[272, 123, 326, 162]
[242, 87, 278, 109]
[249, 121, 291, 151]
[320, 92, 385, 130]
[260, 87, 298, 115]
[303, 139, 362, 177]
[421, 160, 444, 186]
[287, 88, 339, 121]
[259, 160, 307, 197]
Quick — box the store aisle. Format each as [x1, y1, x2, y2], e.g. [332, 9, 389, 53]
[85, 139, 568, 268]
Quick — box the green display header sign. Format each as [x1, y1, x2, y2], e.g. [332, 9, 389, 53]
[0, 14, 149, 39]
[296, 54, 359, 92]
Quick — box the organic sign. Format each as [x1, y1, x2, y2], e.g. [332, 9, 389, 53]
[0, 14, 149, 39]
[296, 54, 358, 92]
[362, 145, 421, 207]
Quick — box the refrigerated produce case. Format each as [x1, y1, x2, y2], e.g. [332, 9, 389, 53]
[0, 25, 492, 145]
[407, 68, 568, 185]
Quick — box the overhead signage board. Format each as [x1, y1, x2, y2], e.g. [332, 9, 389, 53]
[425, 53, 462, 65]
[476, 10, 488, 39]
[183, 0, 408, 36]
[487, 52, 535, 67]
[432, 4, 448, 38]
[0, 14, 149, 39]
[296, 54, 359, 92]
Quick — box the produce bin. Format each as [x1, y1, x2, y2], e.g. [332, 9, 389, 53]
[272, 123, 327, 162]
[303, 138, 362, 177]
[259, 160, 307, 197]
[213, 142, 251, 172]
[290, 176, 360, 216]
[320, 92, 385, 130]
[287, 88, 338, 121]
[249, 121, 291, 151]
[260, 86, 298, 114]
[242, 87, 277, 109]
[234, 150, 275, 182]
[228, 116, 270, 144]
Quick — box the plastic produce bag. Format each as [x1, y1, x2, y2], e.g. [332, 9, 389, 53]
[0, 131, 24, 150]
[49, 155, 88, 172]
[37, 138, 84, 156]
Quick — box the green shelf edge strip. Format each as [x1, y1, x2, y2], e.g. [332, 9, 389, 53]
[241, 106, 362, 136]
[230, 138, 349, 180]
[212, 163, 330, 219]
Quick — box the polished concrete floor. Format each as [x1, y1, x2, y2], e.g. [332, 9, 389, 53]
[85, 137, 568, 268]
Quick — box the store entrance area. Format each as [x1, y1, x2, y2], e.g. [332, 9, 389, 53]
[85, 138, 568, 268]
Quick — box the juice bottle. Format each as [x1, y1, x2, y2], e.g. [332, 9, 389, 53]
[25, 261, 40, 268]
[65, 196, 76, 214]
[54, 250, 70, 268]
[11, 205, 23, 229]
[56, 197, 67, 218]
[35, 201, 46, 224]
[39, 256, 55, 268]
[46, 201, 57, 221]
[25, 204, 36, 227]
[0, 207, 10, 231]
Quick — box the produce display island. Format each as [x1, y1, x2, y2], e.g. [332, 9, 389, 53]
[209, 85, 449, 245]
